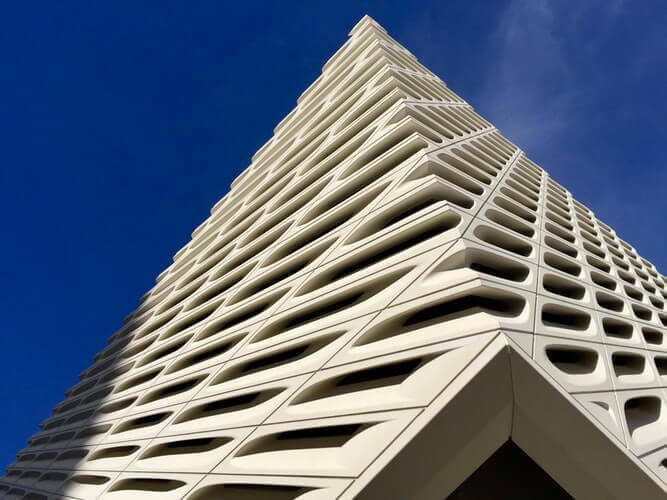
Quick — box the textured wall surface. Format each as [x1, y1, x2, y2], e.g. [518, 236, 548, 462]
[2, 15, 666, 500]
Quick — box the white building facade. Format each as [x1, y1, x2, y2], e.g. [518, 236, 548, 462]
[3, 15, 667, 499]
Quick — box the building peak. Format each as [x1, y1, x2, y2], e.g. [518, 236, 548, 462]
[349, 14, 386, 37]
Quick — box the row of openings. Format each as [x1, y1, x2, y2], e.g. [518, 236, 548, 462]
[48, 194, 466, 425]
[44, 287, 531, 446]
[546, 346, 667, 378]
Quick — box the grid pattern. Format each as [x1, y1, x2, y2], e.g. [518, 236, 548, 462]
[2, 15, 666, 500]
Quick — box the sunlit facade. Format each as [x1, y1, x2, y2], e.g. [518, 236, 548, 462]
[2, 15, 666, 499]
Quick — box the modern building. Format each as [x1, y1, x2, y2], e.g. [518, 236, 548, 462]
[2, 15, 667, 500]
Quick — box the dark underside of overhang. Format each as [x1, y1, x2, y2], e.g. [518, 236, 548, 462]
[447, 439, 572, 499]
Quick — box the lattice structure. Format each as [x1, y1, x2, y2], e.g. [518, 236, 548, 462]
[3, 15, 667, 500]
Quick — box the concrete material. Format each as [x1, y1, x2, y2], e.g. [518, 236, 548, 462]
[3, 14, 666, 500]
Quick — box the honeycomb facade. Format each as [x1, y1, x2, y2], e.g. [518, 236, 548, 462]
[2, 15, 667, 499]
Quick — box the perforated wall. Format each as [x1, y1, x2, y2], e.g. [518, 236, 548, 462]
[3, 15, 666, 500]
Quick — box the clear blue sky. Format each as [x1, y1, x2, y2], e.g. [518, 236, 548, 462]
[1, 1, 665, 467]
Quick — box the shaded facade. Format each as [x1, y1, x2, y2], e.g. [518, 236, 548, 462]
[2, 15, 667, 499]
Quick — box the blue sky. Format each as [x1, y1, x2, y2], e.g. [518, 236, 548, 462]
[1, 1, 665, 467]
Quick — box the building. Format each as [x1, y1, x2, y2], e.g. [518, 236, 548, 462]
[2, 15, 666, 499]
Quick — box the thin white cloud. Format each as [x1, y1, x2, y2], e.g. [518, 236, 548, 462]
[476, 0, 575, 156]
[476, 0, 627, 159]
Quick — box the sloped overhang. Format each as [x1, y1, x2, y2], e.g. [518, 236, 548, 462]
[350, 335, 666, 499]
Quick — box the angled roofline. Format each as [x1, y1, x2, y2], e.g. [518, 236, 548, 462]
[346, 334, 666, 499]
